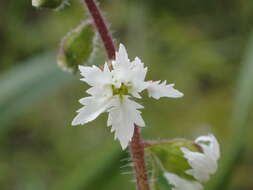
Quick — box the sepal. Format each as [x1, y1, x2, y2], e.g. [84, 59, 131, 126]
[57, 21, 97, 73]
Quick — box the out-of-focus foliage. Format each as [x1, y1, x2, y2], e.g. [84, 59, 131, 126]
[1, 0, 253, 189]
[207, 32, 253, 190]
[0, 52, 75, 130]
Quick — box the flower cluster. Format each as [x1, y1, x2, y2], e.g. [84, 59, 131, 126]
[164, 134, 220, 190]
[72, 44, 183, 149]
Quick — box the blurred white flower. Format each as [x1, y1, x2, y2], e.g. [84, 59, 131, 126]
[181, 134, 220, 182]
[72, 44, 183, 149]
[32, 0, 40, 7]
[164, 172, 203, 190]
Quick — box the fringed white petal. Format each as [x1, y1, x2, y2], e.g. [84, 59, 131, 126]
[107, 96, 145, 149]
[112, 44, 148, 95]
[71, 97, 111, 126]
[181, 134, 220, 183]
[147, 81, 183, 99]
[79, 63, 112, 87]
[164, 172, 203, 190]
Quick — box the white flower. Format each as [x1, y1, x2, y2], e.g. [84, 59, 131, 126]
[164, 172, 203, 190]
[32, 0, 41, 7]
[72, 44, 183, 149]
[181, 134, 220, 183]
[147, 81, 183, 99]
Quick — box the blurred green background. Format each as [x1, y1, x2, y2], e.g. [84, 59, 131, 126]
[1, 0, 253, 189]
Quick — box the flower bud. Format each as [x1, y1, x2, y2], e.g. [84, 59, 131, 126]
[146, 135, 220, 190]
[32, 0, 65, 9]
[57, 22, 97, 73]
[147, 139, 200, 180]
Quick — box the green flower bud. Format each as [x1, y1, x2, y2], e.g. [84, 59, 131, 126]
[147, 135, 220, 189]
[146, 139, 201, 181]
[57, 22, 97, 73]
[32, 0, 65, 9]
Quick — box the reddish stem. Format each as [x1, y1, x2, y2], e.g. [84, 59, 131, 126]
[83, 1, 149, 189]
[130, 126, 150, 190]
[84, 0, 116, 60]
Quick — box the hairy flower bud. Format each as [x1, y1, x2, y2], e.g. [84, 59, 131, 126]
[57, 22, 97, 73]
[146, 135, 220, 190]
[147, 139, 201, 180]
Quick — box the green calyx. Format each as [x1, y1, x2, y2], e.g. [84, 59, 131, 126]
[32, 0, 64, 9]
[146, 139, 202, 181]
[112, 84, 129, 96]
[57, 22, 96, 73]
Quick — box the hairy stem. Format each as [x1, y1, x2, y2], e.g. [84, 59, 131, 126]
[130, 126, 150, 190]
[83, 1, 149, 189]
[84, 0, 116, 60]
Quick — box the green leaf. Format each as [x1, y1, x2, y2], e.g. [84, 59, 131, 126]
[147, 139, 200, 180]
[206, 32, 253, 190]
[146, 139, 200, 189]
[32, 0, 65, 9]
[0, 52, 75, 134]
[57, 22, 97, 73]
[149, 153, 173, 190]
[52, 141, 127, 190]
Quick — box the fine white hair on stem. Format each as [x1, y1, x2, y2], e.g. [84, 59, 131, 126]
[55, 0, 70, 11]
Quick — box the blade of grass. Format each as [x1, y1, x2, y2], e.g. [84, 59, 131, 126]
[53, 141, 127, 190]
[0, 52, 75, 132]
[206, 33, 253, 190]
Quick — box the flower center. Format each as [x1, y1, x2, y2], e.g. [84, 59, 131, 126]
[112, 83, 129, 96]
